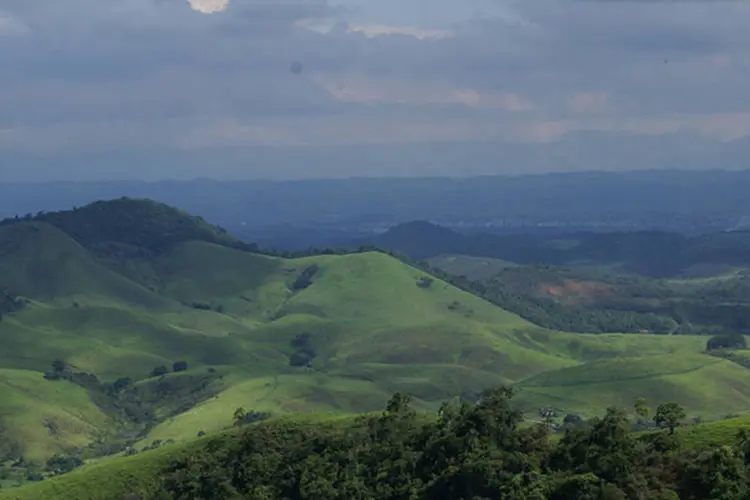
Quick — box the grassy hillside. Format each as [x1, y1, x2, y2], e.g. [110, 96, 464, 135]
[516, 352, 750, 418]
[3, 198, 750, 485]
[0, 369, 114, 463]
[677, 412, 750, 449]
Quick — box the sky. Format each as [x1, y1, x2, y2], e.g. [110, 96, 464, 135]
[1, 0, 749, 180]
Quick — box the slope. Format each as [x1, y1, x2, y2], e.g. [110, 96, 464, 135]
[0, 222, 172, 308]
[516, 352, 750, 418]
[0, 369, 114, 463]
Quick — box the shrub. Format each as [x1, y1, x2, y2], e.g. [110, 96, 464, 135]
[706, 333, 747, 351]
[112, 377, 133, 392]
[173, 361, 189, 373]
[416, 277, 434, 289]
[291, 264, 319, 291]
[150, 365, 169, 378]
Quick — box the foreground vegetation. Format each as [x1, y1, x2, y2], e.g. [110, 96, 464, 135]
[4, 387, 750, 499]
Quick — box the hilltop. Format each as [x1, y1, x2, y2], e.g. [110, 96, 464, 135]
[2, 198, 750, 489]
[0, 197, 254, 257]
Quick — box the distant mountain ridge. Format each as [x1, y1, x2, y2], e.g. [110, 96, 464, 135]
[366, 221, 750, 278]
[2, 170, 750, 242]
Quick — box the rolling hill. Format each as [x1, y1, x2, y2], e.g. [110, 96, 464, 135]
[2, 197, 750, 489]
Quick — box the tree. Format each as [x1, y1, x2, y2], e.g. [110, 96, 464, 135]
[563, 413, 584, 428]
[51, 359, 67, 373]
[112, 377, 133, 392]
[46, 454, 83, 475]
[173, 361, 189, 372]
[634, 397, 651, 424]
[679, 446, 748, 499]
[150, 365, 169, 378]
[233, 407, 247, 427]
[654, 402, 686, 434]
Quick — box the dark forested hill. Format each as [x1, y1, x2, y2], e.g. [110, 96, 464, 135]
[367, 221, 750, 278]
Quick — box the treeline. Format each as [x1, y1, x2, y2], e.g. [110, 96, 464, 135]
[158, 387, 747, 500]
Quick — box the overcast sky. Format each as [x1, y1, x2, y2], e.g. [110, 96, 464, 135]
[1, 0, 749, 180]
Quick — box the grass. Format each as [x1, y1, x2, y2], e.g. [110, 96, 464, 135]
[0, 369, 114, 462]
[676, 413, 750, 449]
[516, 353, 750, 419]
[0, 223, 172, 309]
[4, 208, 750, 471]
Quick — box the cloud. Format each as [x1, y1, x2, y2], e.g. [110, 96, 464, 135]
[187, 0, 229, 14]
[0, 0, 749, 179]
[0, 11, 29, 37]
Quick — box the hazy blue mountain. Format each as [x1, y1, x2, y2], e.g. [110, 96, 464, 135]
[2, 169, 750, 250]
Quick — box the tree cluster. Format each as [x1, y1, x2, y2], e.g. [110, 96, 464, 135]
[159, 387, 750, 500]
[0, 289, 27, 321]
[706, 333, 748, 351]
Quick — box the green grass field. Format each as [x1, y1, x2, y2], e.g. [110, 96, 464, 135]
[516, 353, 750, 418]
[4, 202, 750, 479]
[677, 413, 750, 449]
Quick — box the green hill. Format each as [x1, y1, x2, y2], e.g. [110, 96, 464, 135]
[2, 198, 750, 487]
[28, 197, 245, 256]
